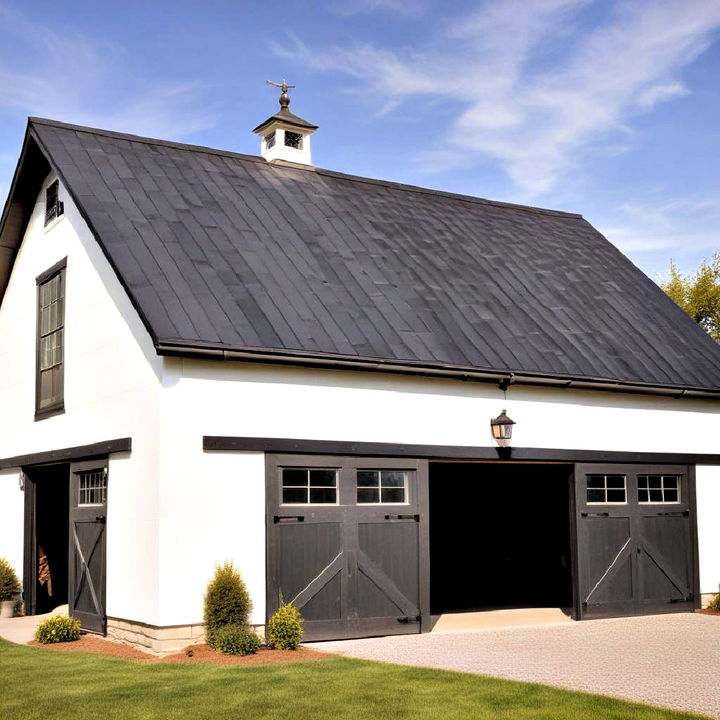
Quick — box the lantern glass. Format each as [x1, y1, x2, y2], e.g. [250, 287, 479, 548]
[490, 410, 516, 447]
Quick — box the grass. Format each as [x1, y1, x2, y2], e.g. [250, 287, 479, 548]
[0, 639, 709, 720]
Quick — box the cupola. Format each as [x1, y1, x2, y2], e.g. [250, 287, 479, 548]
[253, 80, 318, 165]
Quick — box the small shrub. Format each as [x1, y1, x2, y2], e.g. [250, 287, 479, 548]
[215, 625, 260, 656]
[0, 558, 21, 601]
[709, 593, 720, 611]
[203, 562, 252, 648]
[268, 600, 303, 650]
[34, 615, 81, 644]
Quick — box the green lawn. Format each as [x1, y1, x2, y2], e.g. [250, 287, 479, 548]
[0, 639, 708, 720]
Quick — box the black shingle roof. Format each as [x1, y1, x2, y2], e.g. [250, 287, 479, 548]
[2, 117, 720, 395]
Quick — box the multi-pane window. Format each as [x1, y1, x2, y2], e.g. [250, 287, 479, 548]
[44, 180, 64, 226]
[36, 263, 66, 416]
[78, 469, 107, 506]
[284, 131, 303, 149]
[586, 475, 626, 504]
[357, 470, 407, 504]
[282, 468, 337, 504]
[638, 475, 680, 504]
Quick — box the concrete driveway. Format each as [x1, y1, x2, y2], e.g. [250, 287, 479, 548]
[314, 614, 720, 719]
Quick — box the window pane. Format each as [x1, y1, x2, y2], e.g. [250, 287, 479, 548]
[310, 470, 336, 487]
[381, 471, 405, 487]
[649, 489, 663, 502]
[309, 487, 336, 504]
[381, 487, 405, 503]
[39, 370, 53, 404]
[357, 471, 378, 487]
[282, 469, 307, 487]
[638, 489, 649, 503]
[586, 476, 604, 489]
[663, 476, 678, 489]
[638, 476, 648, 489]
[664, 488, 678, 502]
[606, 475, 625, 489]
[587, 488, 605, 503]
[282, 487, 307, 504]
[607, 489, 626, 503]
[357, 487, 380, 504]
[649, 476, 662, 489]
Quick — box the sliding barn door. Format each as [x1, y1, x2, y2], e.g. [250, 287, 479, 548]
[575, 463, 697, 620]
[69, 460, 108, 634]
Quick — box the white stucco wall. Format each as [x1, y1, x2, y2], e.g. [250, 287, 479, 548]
[0, 173, 163, 624]
[161, 358, 720, 603]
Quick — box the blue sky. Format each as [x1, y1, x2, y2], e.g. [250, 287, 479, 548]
[1, 0, 719, 280]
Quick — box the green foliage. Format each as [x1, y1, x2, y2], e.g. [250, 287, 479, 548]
[708, 593, 720, 611]
[267, 600, 303, 650]
[34, 615, 81, 644]
[659, 253, 720, 342]
[214, 625, 261, 656]
[203, 562, 252, 648]
[0, 557, 21, 601]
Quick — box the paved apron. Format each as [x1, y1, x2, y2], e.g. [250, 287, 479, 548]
[314, 614, 720, 719]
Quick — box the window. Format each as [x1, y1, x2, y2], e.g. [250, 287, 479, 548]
[44, 180, 64, 226]
[281, 468, 337, 504]
[265, 131, 276, 150]
[638, 475, 680, 504]
[78, 469, 107, 506]
[284, 131, 303, 149]
[586, 474, 626, 504]
[357, 470, 407, 504]
[36, 260, 66, 418]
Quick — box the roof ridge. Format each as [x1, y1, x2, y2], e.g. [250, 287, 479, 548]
[28, 116, 582, 220]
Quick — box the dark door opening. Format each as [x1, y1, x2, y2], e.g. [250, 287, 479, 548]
[25, 463, 70, 615]
[430, 463, 574, 615]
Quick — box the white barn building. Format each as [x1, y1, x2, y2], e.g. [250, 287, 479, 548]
[0, 102, 719, 653]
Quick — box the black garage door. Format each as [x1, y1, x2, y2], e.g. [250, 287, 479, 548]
[266, 455, 430, 641]
[575, 463, 698, 619]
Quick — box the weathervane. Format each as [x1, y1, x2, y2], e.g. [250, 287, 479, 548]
[266, 79, 295, 110]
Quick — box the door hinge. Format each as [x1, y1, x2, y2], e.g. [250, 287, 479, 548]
[397, 615, 421, 624]
[384, 514, 420, 522]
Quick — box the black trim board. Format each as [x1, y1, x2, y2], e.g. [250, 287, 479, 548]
[204, 436, 720, 465]
[0, 438, 131, 470]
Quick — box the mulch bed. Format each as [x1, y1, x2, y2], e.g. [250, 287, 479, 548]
[27, 635, 330, 665]
[697, 608, 720, 616]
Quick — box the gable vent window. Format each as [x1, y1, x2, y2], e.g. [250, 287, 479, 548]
[586, 474, 626, 504]
[44, 180, 64, 226]
[284, 131, 303, 150]
[638, 475, 680, 504]
[265, 131, 276, 150]
[35, 260, 66, 419]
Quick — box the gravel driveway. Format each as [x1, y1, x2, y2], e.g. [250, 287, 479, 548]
[314, 614, 720, 718]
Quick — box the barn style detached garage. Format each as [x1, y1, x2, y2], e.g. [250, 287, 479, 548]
[0, 107, 719, 652]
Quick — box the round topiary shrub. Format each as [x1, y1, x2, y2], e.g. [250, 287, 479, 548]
[215, 625, 261, 656]
[709, 593, 720, 611]
[203, 562, 252, 648]
[268, 600, 303, 650]
[34, 615, 81, 644]
[0, 558, 21, 601]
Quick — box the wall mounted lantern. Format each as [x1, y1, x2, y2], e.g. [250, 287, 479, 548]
[490, 409, 516, 448]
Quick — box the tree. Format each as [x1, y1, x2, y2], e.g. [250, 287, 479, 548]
[658, 252, 720, 342]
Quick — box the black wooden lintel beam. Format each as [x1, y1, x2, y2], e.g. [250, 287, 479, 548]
[203, 436, 720, 465]
[0, 438, 132, 470]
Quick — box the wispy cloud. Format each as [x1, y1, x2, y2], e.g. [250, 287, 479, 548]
[0, 4, 218, 139]
[328, 0, 429, 16]
[280, 0, 720, 196]
[598, 196, 720, 257]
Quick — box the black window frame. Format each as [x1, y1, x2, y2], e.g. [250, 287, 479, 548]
[44, 180, 64, 226]
[35, 258, 67, 421]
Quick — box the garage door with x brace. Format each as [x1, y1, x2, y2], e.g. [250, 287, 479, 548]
[266, 455, 430, 642]
[575, 463, 699, 619]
